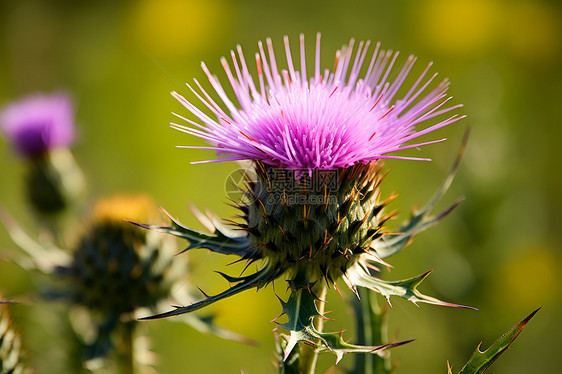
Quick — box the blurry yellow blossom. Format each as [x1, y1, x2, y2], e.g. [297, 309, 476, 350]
[415, 0, 561, 62]
[493, 248, 560, 309]
[414, 0, 501, 54]
[128, 0, 231, 56]
[93, 193, 159, 223]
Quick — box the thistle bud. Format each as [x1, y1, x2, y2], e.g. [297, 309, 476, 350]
[245, 161, 392, 284]
[0, 93, 74, 158]
[0, 93, 84, 219]
[55, 194, 177, 316]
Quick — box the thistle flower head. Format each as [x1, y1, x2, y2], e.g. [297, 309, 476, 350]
[55, 194, 177, 316]
[172, 33, 463, 172]
[144, 34, 471, 364]
[164, 33, 466, 296]
[0, 93, 75, 157]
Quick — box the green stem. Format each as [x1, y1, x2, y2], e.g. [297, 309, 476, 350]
[298, 284, 328, 374]
[117, 320, 135, 374]
[354, 288, 391, 374]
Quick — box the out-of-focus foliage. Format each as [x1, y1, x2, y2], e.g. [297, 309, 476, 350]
[0, 0, 560, 373]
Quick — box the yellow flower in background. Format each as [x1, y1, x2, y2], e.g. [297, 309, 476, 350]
[93, 193, 159, 224]
[414, 0, 501, 54]
[494, 248, 560, 309]
[414, 0, 561, 63]
[129, 0, 231, 56]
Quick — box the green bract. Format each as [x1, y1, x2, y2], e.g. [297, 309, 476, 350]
[245, 161, 391, 285]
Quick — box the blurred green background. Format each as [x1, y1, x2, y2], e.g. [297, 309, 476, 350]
[1, 0, 561, 373]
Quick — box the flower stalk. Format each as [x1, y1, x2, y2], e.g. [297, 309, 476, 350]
[353, 288, 392, 374]
[116, 320, 135, 374]
[298, 283, 328, 374]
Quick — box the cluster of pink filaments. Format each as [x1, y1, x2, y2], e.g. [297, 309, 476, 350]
[171, 33, 464, 172]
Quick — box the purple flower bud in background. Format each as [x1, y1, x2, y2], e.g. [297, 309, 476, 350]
[0, 93, 75, 157]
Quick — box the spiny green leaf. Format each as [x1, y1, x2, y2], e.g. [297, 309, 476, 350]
[453, 308, 539, 374]
[140, 262, 281, 320]
[374, 130, 468, 259]
[315, 330, 413, 365]
[128, 208, 254, 257]
[277, 288, 412, 364]
[277, 288, 322, 359]
[0, 205, 69, 274]
[345, 260, 476, 310]
[373, 197, 463, 259]
[279, 288, 321, 333]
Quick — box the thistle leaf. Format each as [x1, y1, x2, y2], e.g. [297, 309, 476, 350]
[278, 288, 322, 359]
[140, 262, 281, 320]
[374, 130, 469, 259]
[278, 289, 411, 364]
[453, 309, 539, 374]
[315, 330, 413, 365]
[279, 287, 321, 333]
[0, 205, 69, 274]
[373, 197, 464, 259]
[128, 208, 254, 257]
[345, 261, 476, 310]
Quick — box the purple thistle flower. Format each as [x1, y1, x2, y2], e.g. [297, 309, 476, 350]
[0, 93, 75, 157]
[172, 33, 464, 172]
[141, 34, 474, 365]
